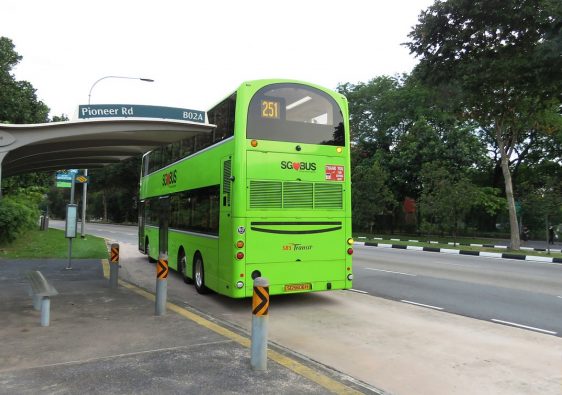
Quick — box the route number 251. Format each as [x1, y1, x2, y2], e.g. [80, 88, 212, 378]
[261, 100, 280, 119]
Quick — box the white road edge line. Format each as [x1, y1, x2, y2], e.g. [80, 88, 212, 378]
[557, 296, 562, 299]
[363, 268, 417, 277]
[348, 289, 369, 294]
[491, 319, 557, 335]
[401, 300, 444, 310]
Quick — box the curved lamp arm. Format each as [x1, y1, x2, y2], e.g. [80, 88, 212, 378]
[88, 76, 154, 104]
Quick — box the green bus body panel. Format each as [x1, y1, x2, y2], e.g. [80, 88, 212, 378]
[244, 217, 345, 263]
[140, 140, 234, 199]
[140, 79, 352, 298]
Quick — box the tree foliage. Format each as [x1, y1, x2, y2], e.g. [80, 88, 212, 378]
[87, 157, 142, 223]
[0, 37, 49, 124]
[351, 157, 396, 232]
[406, 0, 562, 248]
[339, 74, 489, 233]
[0, 188, 43, 243]
[418, 163, 478, 242]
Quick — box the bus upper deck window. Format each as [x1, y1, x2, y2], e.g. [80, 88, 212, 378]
[246, 83, 345, 146]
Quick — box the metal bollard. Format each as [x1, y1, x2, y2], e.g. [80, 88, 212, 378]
[155, 253, 168, 316]
[251, 277, 269, 371]
[109, 243, 119, 289]
[40, 297, 50, 327]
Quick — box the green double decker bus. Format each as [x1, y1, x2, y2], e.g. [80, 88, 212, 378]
[139, 79, 353, 297]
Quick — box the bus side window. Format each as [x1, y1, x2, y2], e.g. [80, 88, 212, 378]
[143, 155, 149, 177]
[208, 94, 236, 143]
[181, 137, 195, 158]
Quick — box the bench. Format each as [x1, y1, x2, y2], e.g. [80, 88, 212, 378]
[27, 271, 58, 327]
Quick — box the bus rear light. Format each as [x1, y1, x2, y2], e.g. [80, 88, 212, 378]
[347, 238, 354, 245]
[236, 281, 244, 289]
[236, 252, 244, 260]
[240, 273, 245, 277]
[236, 240, 244, 248]
[347, 248, 354, 255]
[336, 147, 343, 153]
[347, 274, 353, 281]
[347, 267, 351, 271]
[251, 139, 258, 147]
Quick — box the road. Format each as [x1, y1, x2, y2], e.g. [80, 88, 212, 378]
[352, 245, 562, 336]
[48, 221, 562, 394]
[50, 220, 138, 245]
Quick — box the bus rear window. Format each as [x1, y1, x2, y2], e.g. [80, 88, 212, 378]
[246, 84, 345, 146]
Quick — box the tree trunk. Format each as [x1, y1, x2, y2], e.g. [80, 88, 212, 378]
[498, 137, 520, 250]
[102, 192, 108, 223]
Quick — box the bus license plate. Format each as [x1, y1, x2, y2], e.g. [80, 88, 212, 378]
[284, 283, 312, 292]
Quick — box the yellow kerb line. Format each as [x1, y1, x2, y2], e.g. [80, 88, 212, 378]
[99, 260, 360, 394]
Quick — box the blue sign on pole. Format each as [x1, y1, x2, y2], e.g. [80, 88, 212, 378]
[56, 174, 73, 181]
[56, 170, 77, 188]
[78, 104, 206, 123]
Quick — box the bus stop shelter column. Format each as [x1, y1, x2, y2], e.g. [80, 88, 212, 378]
[0, 151, 6, 198]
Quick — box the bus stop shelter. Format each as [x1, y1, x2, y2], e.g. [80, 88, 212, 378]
[0, 116, 215, 196]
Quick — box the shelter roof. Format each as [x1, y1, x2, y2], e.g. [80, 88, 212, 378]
[0, 118, 215, 177]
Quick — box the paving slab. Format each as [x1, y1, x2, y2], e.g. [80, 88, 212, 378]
[0, 259, 374, 395]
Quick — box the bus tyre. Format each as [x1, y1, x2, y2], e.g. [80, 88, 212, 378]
[146, 240, 156, 263]
[178, 249, 193, 284]
[193, 254, 210, 294]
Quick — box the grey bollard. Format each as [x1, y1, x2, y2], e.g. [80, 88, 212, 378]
[109, 243, 119, 288]
[40, 297, 50, 327]
[251, 277, 269, 371]
[155, 253, 168, 316]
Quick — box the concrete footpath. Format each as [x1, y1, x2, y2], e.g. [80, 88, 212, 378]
[0, 259, 374, 394]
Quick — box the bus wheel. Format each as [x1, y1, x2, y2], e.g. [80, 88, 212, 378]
[178, 249, 193, 284]
[146, 239, 156, 263]
[193, 254, 209, 294]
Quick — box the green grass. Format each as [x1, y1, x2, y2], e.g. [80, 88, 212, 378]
[360, 237, 562, 259]
[0, 228, 108, 259]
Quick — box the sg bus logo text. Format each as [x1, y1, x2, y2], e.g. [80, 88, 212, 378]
[162, 170, 177, 186]
[280, 161, 317, 171]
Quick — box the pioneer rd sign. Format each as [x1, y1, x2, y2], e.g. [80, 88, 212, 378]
[78, 104, 206, 123]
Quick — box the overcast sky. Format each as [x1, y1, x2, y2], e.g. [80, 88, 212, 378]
[3, 0, 433, 120]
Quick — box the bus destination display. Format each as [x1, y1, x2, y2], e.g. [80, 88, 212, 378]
[261, 100, 280, 119]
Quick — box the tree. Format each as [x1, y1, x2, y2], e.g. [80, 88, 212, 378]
[418, 162, 479, 243]
[87, 156, 141, 223]
[406, 0, 562, 249]
[518, 159, 562, 239]
[340, 75, 488, 233]
[351, 157, 397, 232]
[0, 37, 49, 124]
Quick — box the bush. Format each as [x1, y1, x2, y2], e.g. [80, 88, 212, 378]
[0, 189, 43, 244]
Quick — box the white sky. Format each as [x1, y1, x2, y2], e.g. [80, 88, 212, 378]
[2, 0, 433, 120]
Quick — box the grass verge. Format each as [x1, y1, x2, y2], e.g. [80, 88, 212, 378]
[0, 228, 108, 259]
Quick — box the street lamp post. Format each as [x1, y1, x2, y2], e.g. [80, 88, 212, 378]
[88, 76, 155, 105]
[82, 75, 154, 238]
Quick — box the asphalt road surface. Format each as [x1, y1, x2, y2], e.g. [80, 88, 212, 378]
[50, 220, 138, 245]
[353, 245, 562, 337]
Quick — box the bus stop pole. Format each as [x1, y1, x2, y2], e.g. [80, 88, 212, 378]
[155, 253, 168, 316]
[67, 173, 76, 270]
[80, 169, 88, 238]
[251, 277, 269, 371]
[0, 152, 6, 198]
